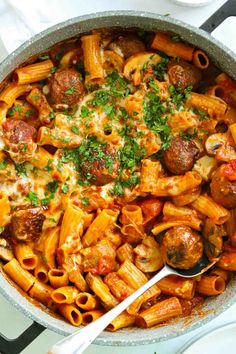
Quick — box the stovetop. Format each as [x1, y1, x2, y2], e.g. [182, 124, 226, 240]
[0, 0, 236, 353]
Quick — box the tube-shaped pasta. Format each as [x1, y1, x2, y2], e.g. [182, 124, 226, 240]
[0, 83, 31, 107]
[42, 227, 60, 269]
[81, 33, 104, 84]
[107, 312, 136, 331]
[34, 259, 49, 283]
[14, 60, 54, 84]
[120, 205, 143, 225]
[48, 269, 69, 288]
[103, 50, 124, 73]
[58, 304, 82, 326]
[3, 258, 35, 292]
[148, 171, 202, 197]
[158, 275, 196, 300]
[121, 224, 144, 245]
[28, 280, 53, 306]
[210, 267, 229, 282]
[59, 203, 84, 247]
[163, 201, 198, 218]
[152, 219, 202, 235]
[86, 273, 118, 310]
[76, 292, 99, 310]
[193, 49, 209, 69]
[136, 297, 183, 328]
[83, 209, 118, 247]
[116, 243, 134, 263]
[104, 272, 134, 302]
[14, 243, 38, 270]
[191, 195, 230, 225]
[186, 92, 227, 118]
[229, 123, 236, 144]
[29, 147, 54, 170]
[117, 260, 147, 289]
[127, 284, 161, 315]
[196, 275, 225, 295]
[217, 252, 236, 271]
[151, 32, 194, 61]
[140, 159, 162, 192]
[51, 286, 79, 304]
[82, 310, 104, 325]
[172, 187, 201, 207]
[0, 191, 10, 227]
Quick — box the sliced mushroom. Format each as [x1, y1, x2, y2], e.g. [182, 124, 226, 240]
[134, 236, 163, 272]
[205, 132, 236, 161]
[123, 52, 161, 86]
[193, 155, 218, 181]
[103, 50, 124, 73]
[0, 238, 14, 261]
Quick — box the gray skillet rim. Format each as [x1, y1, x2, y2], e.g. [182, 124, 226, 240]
[0, 10, 236, 346]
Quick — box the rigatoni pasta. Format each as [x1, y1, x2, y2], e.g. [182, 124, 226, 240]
[0, 27, 235, 331]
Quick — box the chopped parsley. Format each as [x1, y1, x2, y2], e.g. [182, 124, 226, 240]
[193, 108, 208, 121]
[153, 57, 169, 81]
[0, 159, 7, 170]
[46, 180, 58, 194]
[168, 85, 192, 110]
[0, 226, 5, 234]
[21, 144, 28, 153]
[80, 106, 93, 118]
[41, 255, 48, 264]
[15, 162, 27, 177]
[81, 197, 90, 206]
[8, 104, 22, 117]
[27, 191, 39, 206]
[65, 87, 76, 95]
[71, 125, 80, 135]
[180, 128, 198, 140]
[61, 182, 69, 194]
[25, 109, 35, 118]
[50, 66, 57, 74]
[44, 159, 53, 172]
[149, 79, 159, 93]
[143, 92, 171, 150]
[110, 181, 124, 196]
[38, 54, 49, 60]
[49, 111, 55, 120]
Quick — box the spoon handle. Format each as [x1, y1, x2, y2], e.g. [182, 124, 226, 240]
[48, 266, 172, 354]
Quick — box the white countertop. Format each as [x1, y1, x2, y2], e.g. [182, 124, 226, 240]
[0, 0, 236, 353]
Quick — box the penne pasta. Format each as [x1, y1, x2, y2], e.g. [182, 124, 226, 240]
[196, 275, 225, 295]
[48, 268, 69, 288]
[107, 312, 136, 331]
[3, 258, 35, 292]
[76, 292, 99, 310]
[58, 304, 82, 326]
[14, 243, 38, 270]
[136, 297, 183, 328]
[14, 59, 54, 84]
[82, 310, 104, 325]
[51, 286, 79, 304]
[192, 49, 209, 69]
[158, 275, 196, 300]
[151, 32, 194, 61]
[191, 195, 230, 225]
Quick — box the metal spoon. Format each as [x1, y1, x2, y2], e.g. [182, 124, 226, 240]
[48, 255, 216, 354]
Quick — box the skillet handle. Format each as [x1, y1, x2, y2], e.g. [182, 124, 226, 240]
[200, 0, 236, 33]
[0, 321, 45, 354]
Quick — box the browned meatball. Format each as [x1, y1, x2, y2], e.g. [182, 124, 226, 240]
[50, 68, 84, 107]
[2, 119, 36, 144]
[163, 136, 199, 175]
[161, 226, 203, 269]
[108, 35, 145, 59]
[10, 207, 45, 242]
[210, 166, 236, 209]
[81, 147, 119, 186]
[167, 59, 202, 90]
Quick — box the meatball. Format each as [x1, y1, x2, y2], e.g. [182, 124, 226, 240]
[161, 226, 203, 269]
[50, 68, 84, 107]
[2, 119, 37, 161]
[210, 166, 236, 208]
[10, 207, 45, 242]
[2, 119, 36, 144]
[163, 136, 199, 175]
[108, 35, 145, 59]
[81, 147, 119, 186]
[167, 59, 202, 90]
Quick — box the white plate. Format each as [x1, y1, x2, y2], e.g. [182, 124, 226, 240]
[177, 322, 236, 354]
